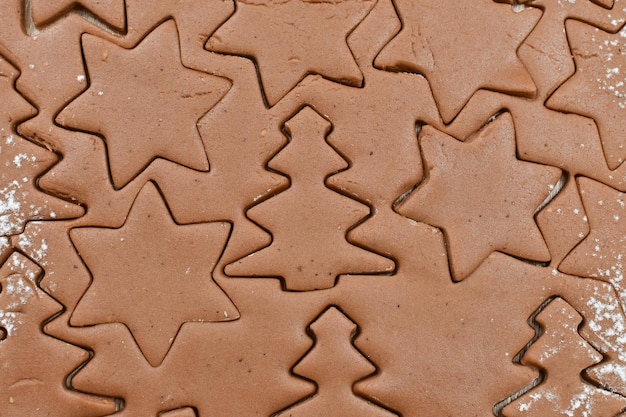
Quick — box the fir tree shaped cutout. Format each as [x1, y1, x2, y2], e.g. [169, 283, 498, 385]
[504, 297, 626, 416]
[275, 306, 397, 417]
[226, 106, 394, 291]
[0, 252, 115, 416]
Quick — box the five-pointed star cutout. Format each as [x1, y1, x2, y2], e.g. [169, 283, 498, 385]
[374, 0, 539, 123]
[560, 178, 626, 302]
[30, 0, 126, 31]
[206, 0, 374, 106]
[57, 20, 231, 189]
[547, 21, 626, 170]
[396, 113, 560, 281]
[70, 182, 238, 367]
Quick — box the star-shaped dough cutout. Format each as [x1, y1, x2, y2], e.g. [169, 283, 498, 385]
[206, 0, 374, 106]
[396, 113, 560, 281]
[499, 0, 623, 98]
[374, 0, 539, 123]
[547, 21, 626, 170]
[70, 182, 238, 367]
[57, 20, 231, 188]
[30, 0, 126, 32]
[560, 178, 626, 302]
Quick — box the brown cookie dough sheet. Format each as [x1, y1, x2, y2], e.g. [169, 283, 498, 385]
[1, 0, 626, 416]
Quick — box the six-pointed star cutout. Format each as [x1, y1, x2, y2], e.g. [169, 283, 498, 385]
[70, 182, 238, 367]
[396, 113, 560, 281]
[57, 20, 231, 189]
[547, 21, 626, 170]
[374, 0, 539, 123]
[206, 0, 374, 106]
[30, 0, 126, 31]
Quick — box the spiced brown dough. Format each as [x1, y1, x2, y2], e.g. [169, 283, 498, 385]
[1, 1, 626, 416]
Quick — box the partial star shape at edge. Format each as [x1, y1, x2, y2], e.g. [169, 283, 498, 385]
[559, 177, 626, 298]
[375, 0, 539, 123]
[396, 113, 560, 281]
[57, 19, 231, 189]
[547, 21, 626, 170]
[30, 0, 126, 32]
[206, 0, 374, 106]
[70, 182, 239, 367]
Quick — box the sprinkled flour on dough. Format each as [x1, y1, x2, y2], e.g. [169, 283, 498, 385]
[0, 262, 38, 336]
[593, 26, 626, 109]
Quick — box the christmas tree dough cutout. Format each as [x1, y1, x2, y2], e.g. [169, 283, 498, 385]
[225, 106, 394, 291]
[503, 297, 626, 416]
[0, 252, 115, 416]
[275, 306, 398, 417]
